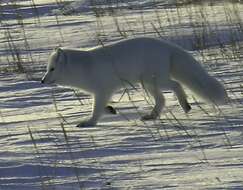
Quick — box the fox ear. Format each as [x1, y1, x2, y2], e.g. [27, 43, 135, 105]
[55, 47, 63, 54]
[55, 47, 67, 64]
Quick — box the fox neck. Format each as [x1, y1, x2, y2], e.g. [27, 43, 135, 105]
[59, 61, 95, 93]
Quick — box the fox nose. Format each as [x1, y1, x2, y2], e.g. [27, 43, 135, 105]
[41, 78, 45, 84]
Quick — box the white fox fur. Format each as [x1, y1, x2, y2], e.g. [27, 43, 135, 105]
[42, 37, 228, 127]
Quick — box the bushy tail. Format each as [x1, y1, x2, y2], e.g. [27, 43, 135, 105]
[170, 49, 228, 104]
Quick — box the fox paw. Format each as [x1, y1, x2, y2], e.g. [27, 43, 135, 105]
[76, 119, 96, 127]
[105, 105, 117, 115]
[183, 102, 192, 113]
[141, 114, 157, 121]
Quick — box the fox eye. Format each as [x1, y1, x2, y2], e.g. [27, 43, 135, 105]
[50, 68, 55, 72]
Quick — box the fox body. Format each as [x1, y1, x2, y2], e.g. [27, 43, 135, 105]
[42, 37, 228, 127]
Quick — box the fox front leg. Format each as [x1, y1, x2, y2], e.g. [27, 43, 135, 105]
[141, 82, 165, 121]
[76, 92, 111, 127]
[169, 80, 191, 113]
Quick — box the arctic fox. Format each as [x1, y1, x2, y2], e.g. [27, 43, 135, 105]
[41, 37, 228, 127]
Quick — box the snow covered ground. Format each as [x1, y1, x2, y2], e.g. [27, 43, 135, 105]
[1, 0, 243, 189]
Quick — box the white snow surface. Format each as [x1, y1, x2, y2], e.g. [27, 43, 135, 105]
[1, 0, 243, 189]
[51, 0, 177, 14]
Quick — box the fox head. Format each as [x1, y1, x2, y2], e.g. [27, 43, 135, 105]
[208, 77, 229, 105]
[41, 48, 67, 85]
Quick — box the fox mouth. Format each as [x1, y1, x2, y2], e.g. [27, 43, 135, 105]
[41, 78, 56, 85]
